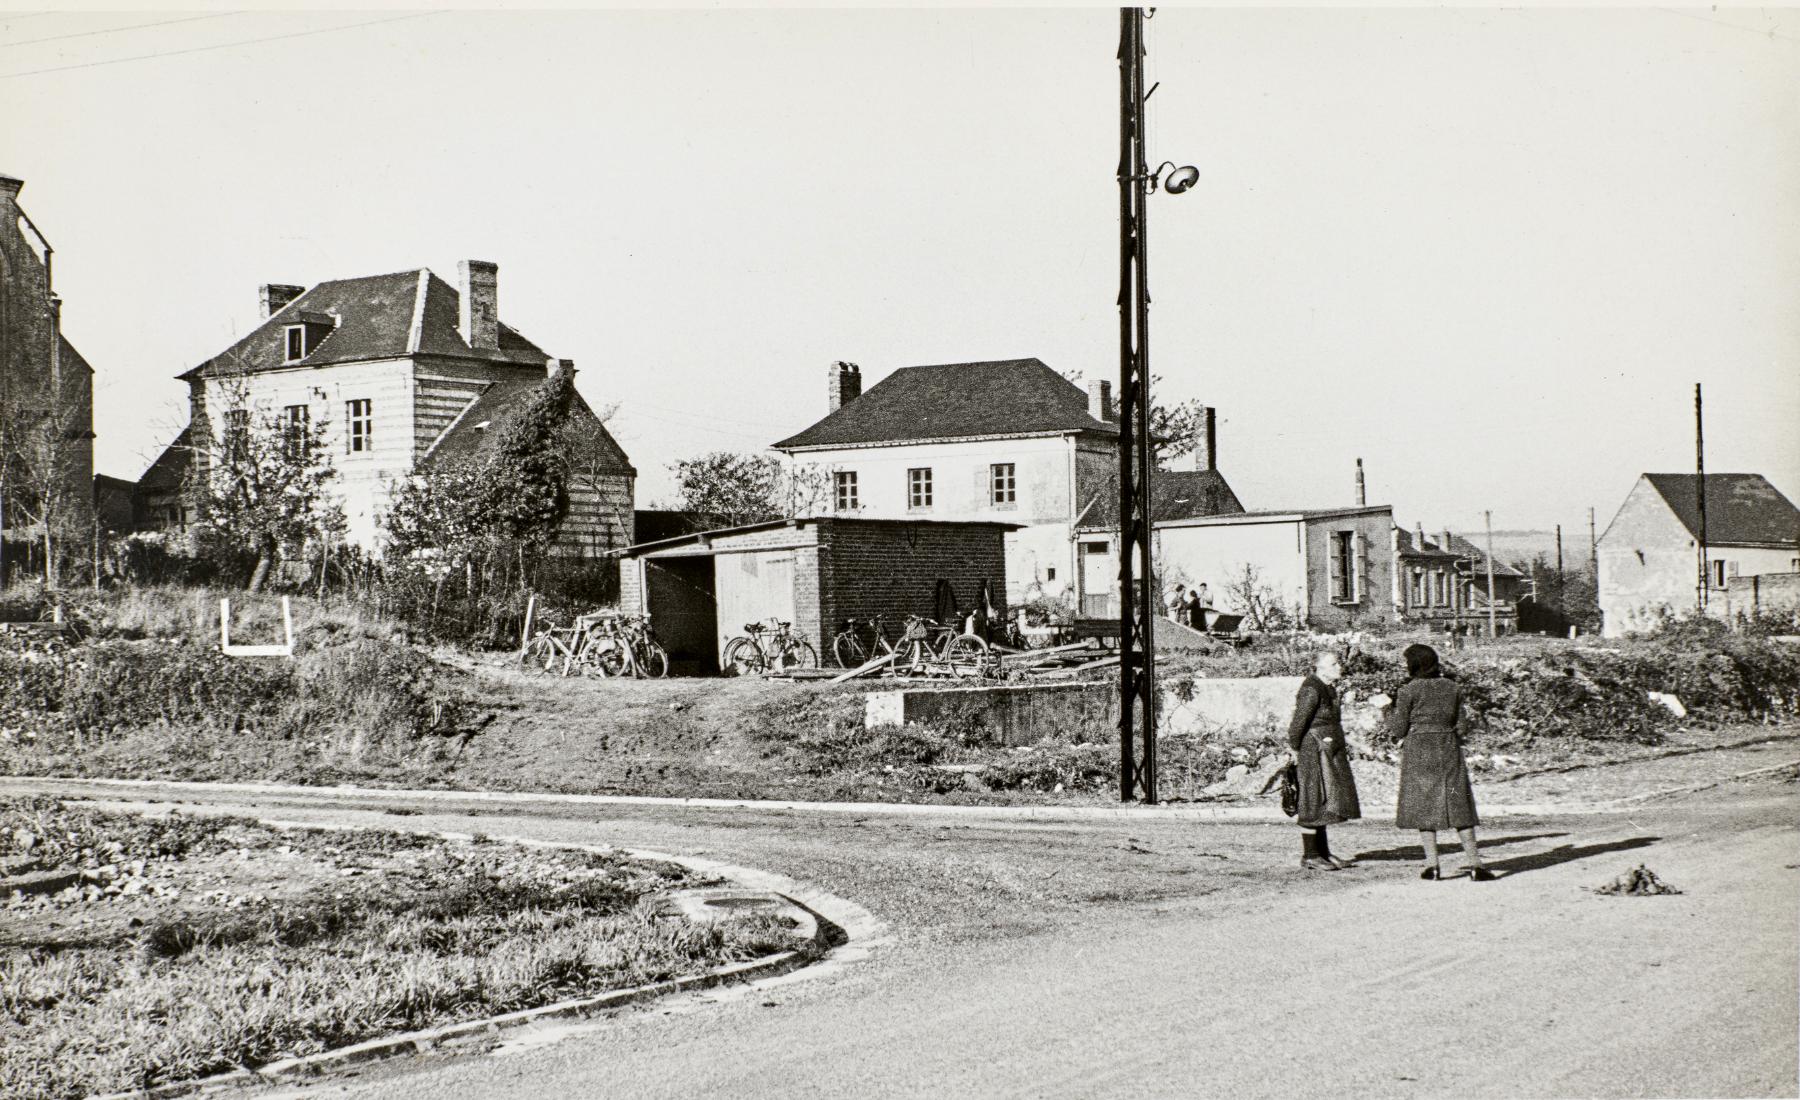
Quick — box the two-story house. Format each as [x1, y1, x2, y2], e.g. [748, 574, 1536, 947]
[141, 260, 634, 557]
[1393, 524, 1525, 634]
[772, 358, 1172, 605]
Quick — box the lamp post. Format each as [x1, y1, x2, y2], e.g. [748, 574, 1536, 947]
[1117, 6, 1198, 803]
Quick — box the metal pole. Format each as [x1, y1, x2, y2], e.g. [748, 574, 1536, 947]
[1695, 383, 1708, 611]
[1484, 510, 1497, 638]
[1588, 506, 1598, 579]
[1116, 6, 1157, 803]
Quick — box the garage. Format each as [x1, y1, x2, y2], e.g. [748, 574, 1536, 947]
[617, 517, 1015, 674]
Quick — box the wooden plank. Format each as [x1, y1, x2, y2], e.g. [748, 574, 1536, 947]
[827, 651, 899, 684]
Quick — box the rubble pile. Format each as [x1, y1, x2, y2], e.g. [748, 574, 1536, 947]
[1594, 864, 1683, 896]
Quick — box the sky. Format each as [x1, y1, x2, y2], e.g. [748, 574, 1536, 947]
[3, 5, 1796, 543]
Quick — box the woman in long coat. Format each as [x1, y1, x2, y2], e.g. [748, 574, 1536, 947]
[1390, 643, 1493, 881]
[1287, 651, 1360, 870]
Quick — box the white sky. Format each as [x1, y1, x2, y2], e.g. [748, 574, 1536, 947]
[3, 6, 1797, 539]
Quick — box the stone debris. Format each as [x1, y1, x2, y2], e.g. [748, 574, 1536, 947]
[1595, 864, 1683, 897]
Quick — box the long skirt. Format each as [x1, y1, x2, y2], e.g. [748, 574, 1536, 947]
[1296, 732, 1361, 828]
[1395, 728, 1480, 830]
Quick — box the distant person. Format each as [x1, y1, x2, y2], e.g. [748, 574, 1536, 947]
[1287, 651, 1360, 870]
[1168, 584, 1187, 623]
[1390, 643, 1493, 881]
[1179, 586, 1203, 630]
[1192, 582, 1214, 630]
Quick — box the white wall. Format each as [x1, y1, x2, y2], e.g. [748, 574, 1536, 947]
[1157, 519, 1307, 618]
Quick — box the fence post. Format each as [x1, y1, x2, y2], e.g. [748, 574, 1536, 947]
[520, 594, 537, 653]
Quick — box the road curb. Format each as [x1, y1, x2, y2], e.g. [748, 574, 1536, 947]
[8, 770, 1788, 823]
[76, 813, 885, 1100]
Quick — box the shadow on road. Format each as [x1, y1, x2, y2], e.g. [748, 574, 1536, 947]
[1352, 832, 1569, 863]
[1481, 836, 1660, 878]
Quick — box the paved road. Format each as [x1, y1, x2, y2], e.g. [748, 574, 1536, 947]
[8, 754, 1796, 1099]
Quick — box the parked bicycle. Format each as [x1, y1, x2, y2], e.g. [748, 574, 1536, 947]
[831, 614, 899, 669]
[576, 612, 670, 679]
[722, 619, 819, 676]
[896, 614, 994, 679]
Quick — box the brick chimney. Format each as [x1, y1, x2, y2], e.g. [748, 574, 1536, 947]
[1193, 406, 1218, 471]
[546, 357, 574, 380]
[458, 260, 499, 351]
[828, 361, 862, 412]
[0, 174, 22, 201]
[1443, 529, 1455, 556]
[260, 284, 304, 318]
[1416, 522, 1427, 551]
[1086, 379, 1113, 422]
[1355, 457, 1366, 506]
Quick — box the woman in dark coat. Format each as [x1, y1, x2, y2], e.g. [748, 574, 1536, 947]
[1287, 651, 1360, 870]
[1390, 643, 1493, 881]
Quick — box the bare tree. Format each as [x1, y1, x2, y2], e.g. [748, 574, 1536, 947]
[1223, 562, 1295, 631]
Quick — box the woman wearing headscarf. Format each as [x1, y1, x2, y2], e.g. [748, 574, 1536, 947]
[1287, 651, 1360, 870]
[1390, 643, 1493, 881]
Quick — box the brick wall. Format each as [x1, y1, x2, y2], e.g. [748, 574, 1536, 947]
[812, 519, 1009, 655]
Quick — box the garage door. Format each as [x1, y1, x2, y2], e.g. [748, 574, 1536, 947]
[713, 551, 796, 665]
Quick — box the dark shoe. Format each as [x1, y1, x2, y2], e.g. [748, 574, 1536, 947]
[1420, 866, 1443, 881]
[1300, 857, 1340, 872]
[1468, 867, 1497, 882]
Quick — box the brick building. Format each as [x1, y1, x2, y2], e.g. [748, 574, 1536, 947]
[772, 358, 1240, 607]
[1393, 524, 1526, 634]
[0, 173, 95, 576]
[140, 261, 634, 557]
[618, 516, 1013, 672]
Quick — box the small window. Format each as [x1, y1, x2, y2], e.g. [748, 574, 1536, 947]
[1713, 560, 1729, 587]
[907, 467, 933, 510]
[282, 404, 310, 459]
[1046, 567, 1056, 581]
[1329, 530, 1359, 604]
[1433, 569, 1448, 607]
[990, 463, 1017, 506]
[284, 325, 307, 363]
[833, 470, 858, 511]
[346, 398, 373, 453]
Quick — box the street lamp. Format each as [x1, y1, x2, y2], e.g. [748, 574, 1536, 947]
[1117, 7, 1197, 804]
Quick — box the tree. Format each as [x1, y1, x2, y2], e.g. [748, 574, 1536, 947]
[1056, 367, 1209, 468]
[186, 365, 343, 592]
[668, 452, 832, 531]
[478, 368, 575, 549]
[1222, 562, 1295, 632]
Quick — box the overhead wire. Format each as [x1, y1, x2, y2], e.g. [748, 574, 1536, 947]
[0, 13, 243, 50]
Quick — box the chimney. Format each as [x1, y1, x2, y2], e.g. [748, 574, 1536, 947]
[546, 357, 574, 380]
[1416, 521, 1426, 551]
[260, 284, 304, 318]
[1443, 529, 1455, 557]
[458, 260, 499, 351]
[827, 361, 862, 412]
[1193, 406, 1218, 471]
[1086, 379, 1113, 422]
[0, 174, 22, 201]
[1355, 458, 1366, 506]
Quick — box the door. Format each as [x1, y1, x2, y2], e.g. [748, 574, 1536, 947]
[1080, 541, 1115, 619]
[714, 551, 797, 665]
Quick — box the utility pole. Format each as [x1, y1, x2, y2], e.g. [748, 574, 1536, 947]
[1554, 523, 1564, 613]
[1484, 510, 1497, 638]
[1116, 6, 1157, 803]
[1588, 506, 1598, 579]
[1695, 382, 1708, 612]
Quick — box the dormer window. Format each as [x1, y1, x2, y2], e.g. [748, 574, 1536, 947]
[284, 326, 307, 363]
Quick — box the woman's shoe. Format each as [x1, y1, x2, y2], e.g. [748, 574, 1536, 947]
[1467, 867, 1496, 882]
[1300, 857, 1340, 871]
[1420, 866, 1443, 881]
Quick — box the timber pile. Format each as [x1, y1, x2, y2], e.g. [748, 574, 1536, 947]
[1594, 865, 1683, 896]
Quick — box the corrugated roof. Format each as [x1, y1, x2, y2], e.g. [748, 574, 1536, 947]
[179, 269, 548, 380]
[1078, 469, 1246, 528]
[772, 358, 1116, 449]
[1643, 473, 1800, 548]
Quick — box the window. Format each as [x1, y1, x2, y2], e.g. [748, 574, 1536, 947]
[284, 325, 307, 363]
[833, 470, 858, 511]
[1713, 560, 1735, 587]
[907, 467, 933, 509]
[1433, 569, 1448, 607]
[346, 399, 373, 453]
[1328, 530, 1361, 604]
[990, 463, 1017, 506]
[281, 404, 311, 459]
[1409, 569, 1425, 607]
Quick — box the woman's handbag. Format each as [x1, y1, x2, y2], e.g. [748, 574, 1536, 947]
[1259, 760, 1300, 817]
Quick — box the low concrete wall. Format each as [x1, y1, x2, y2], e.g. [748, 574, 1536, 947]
[865, 675, 1308, 746]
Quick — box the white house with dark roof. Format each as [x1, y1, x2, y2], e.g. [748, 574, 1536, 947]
[1598, 472, 1800, 635]
[772, 358, 1242, 606]
[142, 261, 634, 556]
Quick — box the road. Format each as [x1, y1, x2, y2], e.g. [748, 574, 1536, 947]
[7, 742, 1796, 1099]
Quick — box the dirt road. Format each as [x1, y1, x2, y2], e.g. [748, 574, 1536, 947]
[6, 746, 1795, 1099]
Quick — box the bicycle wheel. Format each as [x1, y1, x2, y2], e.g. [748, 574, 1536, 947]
[832, 631, 867, 669]
[635, 640, 670, 679]
[784, 640, 819, 670]
[519, 634, 558, 675]
[944, 634, 991, 679]
[722, 638, 764, 676]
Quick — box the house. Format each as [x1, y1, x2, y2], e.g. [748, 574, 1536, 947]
[0, 173, 95, 572]
[140, 261, 635, 557]
[771, 358, 1241, 607]
[617, 516, 1014, 672]
[1076, 505, 1397, 630]
[1598, 473, 1800, 636]
[1393, 524, 1526, 635]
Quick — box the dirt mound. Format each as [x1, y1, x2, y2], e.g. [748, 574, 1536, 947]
[1595, 863, 1683, 896]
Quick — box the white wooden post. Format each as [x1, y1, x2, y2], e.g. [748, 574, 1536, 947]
[520, 594, 537, 653]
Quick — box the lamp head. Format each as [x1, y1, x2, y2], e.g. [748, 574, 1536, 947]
[1163, 165, 1200, 194]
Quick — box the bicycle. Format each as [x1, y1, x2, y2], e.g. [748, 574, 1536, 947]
[518, 620, 586, 677]
[576, 612, 670, 679]
[895, 614, 994, 679]
[831, 614, 898, 668]
[722, 619, 819, 676]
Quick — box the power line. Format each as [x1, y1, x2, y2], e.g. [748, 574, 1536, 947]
[0, 11, 442, 80]
[1, 13, 242, 50]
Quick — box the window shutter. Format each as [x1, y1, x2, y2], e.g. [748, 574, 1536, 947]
[1328, 534, 1345, 600]
[1727, 560, 1740, 578]
[1354, 533, 1369, 604]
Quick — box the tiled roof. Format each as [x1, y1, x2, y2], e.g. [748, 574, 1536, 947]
[136, 426, 192, 492]
[1078, 469, 1245, 528]
[179, 269, 548, 380]
[1643, 473, 1800, 548]
[1397, 526, 1523, 578]
[425, 375, 635, 476]
[772, 358, 1116, 449]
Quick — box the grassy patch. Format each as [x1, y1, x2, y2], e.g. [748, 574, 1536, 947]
[0, 798, 782, 1100]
